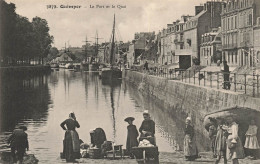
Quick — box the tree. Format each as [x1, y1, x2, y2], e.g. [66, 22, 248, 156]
[31, 17, 53, 64]
[0, 0, 17, 65]
[13, 16, 35, 64]
[0, 1, 54, 66]
[46, 47, 59, 62]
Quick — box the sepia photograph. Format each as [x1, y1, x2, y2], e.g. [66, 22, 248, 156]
[0, 0, 260, 163]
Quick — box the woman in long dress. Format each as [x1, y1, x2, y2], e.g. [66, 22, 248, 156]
[184, 117, 199, 161]
[244, 119, 259, 159]
[125, 117, 139, 158]
[60, 112, 81, 162]
[226, 117, 244, 164]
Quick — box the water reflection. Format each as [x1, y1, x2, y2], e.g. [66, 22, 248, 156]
[0, 69, 208, 163]
[102, 79, 122, 142]
[0, 73, 51, 154]
[126, 81, 210, 152]
[0, 74, 51, 132]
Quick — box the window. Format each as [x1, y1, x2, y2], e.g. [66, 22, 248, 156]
[231, 52, 233, 63]
[222, 19, 225, 31]
[231, 17, 233, 29]
[234, 33, 237, 45]
[180, 44, 183, 49]
[249, 14, 252, 26]
[235, 52, 237, 63]
[235, 16, 237, 28]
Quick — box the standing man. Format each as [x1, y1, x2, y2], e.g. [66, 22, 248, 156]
[8, 126, 29, 164]
[144, 61, 149, 73]
[222, 61, 230, 90]
[139, 110, 155, 145]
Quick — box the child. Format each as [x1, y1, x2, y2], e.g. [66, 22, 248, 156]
[208, 117, 217, 158]
[214, 118, 228, 164]
[244, 119, 259, 160]
[124, 117, 139, 158]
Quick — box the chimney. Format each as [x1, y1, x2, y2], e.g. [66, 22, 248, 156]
[195, 6, 204, 15]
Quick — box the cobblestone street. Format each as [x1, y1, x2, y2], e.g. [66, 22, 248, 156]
[76, 151, 260, 164]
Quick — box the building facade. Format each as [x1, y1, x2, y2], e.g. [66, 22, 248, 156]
[159, 25, 177, 65]
[200, 28, 222, 66]
[221, 0, 260, 67]
[254, 21, 260, 66]
[176, 1, 223, 69]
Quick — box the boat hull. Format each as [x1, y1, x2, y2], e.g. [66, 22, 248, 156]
[81, 63, 89, 71]
[101, 68, 122, 80]
[89, 63, 99, 71]
[50, 63, 59, 68]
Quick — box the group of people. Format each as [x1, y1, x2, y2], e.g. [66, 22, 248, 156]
[7, 110, 258, 164]
[208, 117, 259, 164]
[59, 110, 155, 162]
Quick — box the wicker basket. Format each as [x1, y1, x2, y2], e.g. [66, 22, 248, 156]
[89, 148, 102, 159]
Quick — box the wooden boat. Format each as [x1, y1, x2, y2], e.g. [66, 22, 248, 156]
[50, 63, 59, 68]
[59, 63, 66, 68]
[89, 63, 99, 71]
[101, 67, 122, 80]
[81, 63, 89, 71]
[65, 63, 73, 69]
[100, 14, 122, 80]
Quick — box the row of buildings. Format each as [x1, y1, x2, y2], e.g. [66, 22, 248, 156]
[126, 0, 260, 70]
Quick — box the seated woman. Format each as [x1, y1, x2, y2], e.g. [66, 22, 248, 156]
[89, 128, 107, 148]
[139, 110, 155, 145]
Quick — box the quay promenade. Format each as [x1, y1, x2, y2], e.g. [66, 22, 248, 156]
[123, 69, 260, 155]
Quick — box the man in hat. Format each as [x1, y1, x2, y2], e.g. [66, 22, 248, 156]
[139, 110, 155, 144]
[124, 117, 139, 158]
[8, 126, 29, 163]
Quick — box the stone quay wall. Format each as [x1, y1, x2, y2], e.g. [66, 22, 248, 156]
[123, 70, 260, 140]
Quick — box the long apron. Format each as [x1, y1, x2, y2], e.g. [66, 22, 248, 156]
[63, 130, 80, 161]
[184, 134, 198, 157]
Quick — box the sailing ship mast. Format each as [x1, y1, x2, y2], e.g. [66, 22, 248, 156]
[92, 31, 103, 63]
[110, 14, 116, 66]
[100, 14, 122, 80]
[82, 36, 91, 62]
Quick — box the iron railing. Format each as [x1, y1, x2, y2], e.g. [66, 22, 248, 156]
[136, 68, 260, 97]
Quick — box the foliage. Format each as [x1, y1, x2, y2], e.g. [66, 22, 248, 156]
[0, 0, 53, 66]
[46, 47, 59, 61]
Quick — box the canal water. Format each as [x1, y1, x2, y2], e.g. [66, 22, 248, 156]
[0, 69, 197, 163]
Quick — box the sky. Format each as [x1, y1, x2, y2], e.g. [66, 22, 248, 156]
[6, 0, 209, 49]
